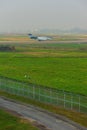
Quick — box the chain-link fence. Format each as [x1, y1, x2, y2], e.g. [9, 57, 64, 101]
[0, 76, 87, 114]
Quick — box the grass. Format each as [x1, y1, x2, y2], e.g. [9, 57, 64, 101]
[0, 35, 30, 42]
[0, 107, 39, 130]
[0, 91, 87, 128]
[0, 52, 87, 95]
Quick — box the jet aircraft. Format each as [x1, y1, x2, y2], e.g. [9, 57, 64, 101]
[28, 34, 52, 41]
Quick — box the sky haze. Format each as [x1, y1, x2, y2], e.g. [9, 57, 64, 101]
[0, 0, 87, 33]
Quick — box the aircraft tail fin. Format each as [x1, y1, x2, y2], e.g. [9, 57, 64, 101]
[28, 34, 33, 37]
[28, 34, 37, 39]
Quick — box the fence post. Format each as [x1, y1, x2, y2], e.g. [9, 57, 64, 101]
[0, 78, 1, 89]
[71, 94, 73, 110]
[39, 87, 40, 101]
[79, 96, 81, 112]
[23, 85, 26, 97]
[44, 88, 46, 103]
[50, 88, 52, 103]
[57, 92, 58, 105]
[33, 85, 35, 99]
[64, 93, 66, 108]
[17, 84, 19, 95]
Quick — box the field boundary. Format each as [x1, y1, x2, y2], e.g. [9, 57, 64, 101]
[0, 76, 87, 114]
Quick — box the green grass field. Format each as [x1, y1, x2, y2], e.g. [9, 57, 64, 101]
[0, 108, 38, 130]
[0, 42, 87, 95]
[0, 56, 87, 95]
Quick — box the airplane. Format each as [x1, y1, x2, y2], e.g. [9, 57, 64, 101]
[28, 34, 52, 41]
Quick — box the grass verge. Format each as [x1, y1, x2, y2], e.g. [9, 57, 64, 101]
[0, 107, 39, 130]
[0, 91, 87, 128]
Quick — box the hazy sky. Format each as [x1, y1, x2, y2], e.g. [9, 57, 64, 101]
[0, 0, 87, 33]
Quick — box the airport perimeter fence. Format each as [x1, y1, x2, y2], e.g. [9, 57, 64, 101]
[0, 76, 87, 114]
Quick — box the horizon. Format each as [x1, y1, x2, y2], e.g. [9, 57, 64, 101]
[1, 27, 87, 35]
